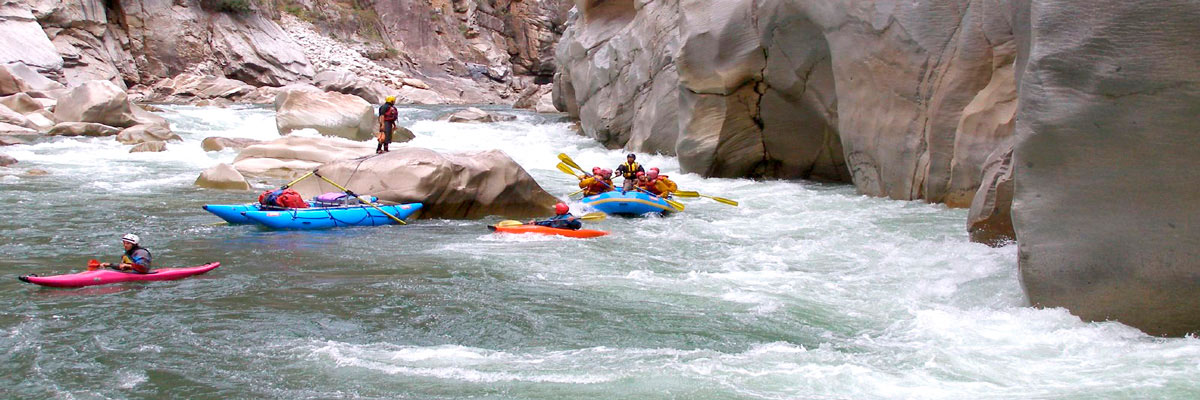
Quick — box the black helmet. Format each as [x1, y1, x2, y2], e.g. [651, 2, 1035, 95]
[626, 153, 636, 159]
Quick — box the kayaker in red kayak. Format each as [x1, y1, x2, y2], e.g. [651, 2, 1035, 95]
[98, 233, 151, 274]
[528, 203, 583, 230]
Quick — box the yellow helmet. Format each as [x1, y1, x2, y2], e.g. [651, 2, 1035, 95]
[385, 96, 396, 103]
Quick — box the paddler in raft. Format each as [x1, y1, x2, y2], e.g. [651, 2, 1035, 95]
[641, 168, 678, 197]
[527, 202, 583, 230]
[615, 153, 644, 192]
[97, 233, 151, 274]
[578, 167, 614, 196]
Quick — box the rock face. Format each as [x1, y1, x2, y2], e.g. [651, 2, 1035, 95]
[1011, 1, 1200, 337]
[275, 86, 376, 141]
[53, 80, 135, 127]
[0, 2, 63, 75]
[201, 136, 264, 152]
[195, 163, 251, 190]
[140, 73, 257, 104]
[312, 70, 385, 104]
[231, 135, 374, 179]
[289, 147, 558, 219]
[555, 0, 1017, 190]
[966, 143, 1014, 246]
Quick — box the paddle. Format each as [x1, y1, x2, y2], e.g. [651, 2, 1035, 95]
[87, 259, 100, 271]
[282, 170, 315, 189]
[556, 153, 685, 211]
[493, 212, 607, 227]
[312, 171, 407, 225]
[673, 190, 739, 207]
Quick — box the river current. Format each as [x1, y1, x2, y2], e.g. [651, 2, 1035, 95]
[0, 105, 1196, 399]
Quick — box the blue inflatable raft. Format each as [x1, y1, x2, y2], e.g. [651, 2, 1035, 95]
[581, 191, 674, 216]
[240, 203, 423, 230]
[202, 203, 290, 225]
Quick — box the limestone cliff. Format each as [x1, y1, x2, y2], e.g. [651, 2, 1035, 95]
[0, 0, 572, 104]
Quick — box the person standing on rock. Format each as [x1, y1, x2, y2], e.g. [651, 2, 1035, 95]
[377, 96, 399, 154]
[615, 153, 644, 192]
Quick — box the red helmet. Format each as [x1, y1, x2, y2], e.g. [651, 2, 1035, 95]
[554, 202, 569, 215]
[647, 170, 659, 180]
[650, 167, 660, 173]
[592, 167, 602, 175]
[636, 171, 645, 177]
[600, 169, 612, 178]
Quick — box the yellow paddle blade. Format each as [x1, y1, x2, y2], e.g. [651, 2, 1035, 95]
[557, 153, 585, 172]
[568, 189, 585, 197]
[672, 190, 700, 198]
[556, 163, 581, 178]
[705, 195, 739, 207]
[665, 198, 686, 211]
[495, 220, 525, 227]
[580, 212, 607, 221]
[207, 221, 229, 226]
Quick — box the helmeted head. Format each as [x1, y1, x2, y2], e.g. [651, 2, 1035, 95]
[636, 171, 646, 180]
[600, 169, 612, 179]
[121, 233, 140, 249]
[647, 170, 659, 180]
[385, 96, 396, 104]
[592, 167, 602, 175]
[626, 153, 636, 161]
[650, 167, 660, 174]
[554, 202, 569, 215]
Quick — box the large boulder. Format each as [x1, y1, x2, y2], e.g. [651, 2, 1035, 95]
[47, 121, 120, 137]
[0, 136, 26, 146]
[231, 135, 374, 179]
[0, 104, 33, 129]
[201, 136, 264, 152]
[290, 148, 559, 219]
[116, 124, 181, 144]
[0, 92, 45, 114]
[0, 122, 37, 136]
[274, 86, 376, 141]
[53, 80, 136, 127]
[312, 70, 385, 104]
[143, 73, 256, 103]
[129, 141, 166, 152]
[195, 163, 251, 191]
[0, 153, 15, 166]
[438, 107, 517, 123]
[1012, 0, 1200, 336]
[0, 63, 64, 95]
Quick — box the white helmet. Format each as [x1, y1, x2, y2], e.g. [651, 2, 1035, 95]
[121, 233, 140, 245]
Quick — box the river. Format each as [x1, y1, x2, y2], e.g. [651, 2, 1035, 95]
[0, 105, 1196, 399]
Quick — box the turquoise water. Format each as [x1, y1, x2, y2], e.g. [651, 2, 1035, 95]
[0, 105, 1197, 399]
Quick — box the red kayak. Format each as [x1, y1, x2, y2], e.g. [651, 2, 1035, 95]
[19, 263, 221, 288]
[488, 224, 608, 238]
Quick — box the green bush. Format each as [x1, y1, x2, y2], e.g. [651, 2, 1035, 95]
[215, 0, 253, 13]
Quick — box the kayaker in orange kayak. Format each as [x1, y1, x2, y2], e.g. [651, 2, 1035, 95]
[528, 203, 582, 230]
[98, 233, 151, 274]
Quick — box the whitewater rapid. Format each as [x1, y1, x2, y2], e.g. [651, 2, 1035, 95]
[0, 104, 1197, 399]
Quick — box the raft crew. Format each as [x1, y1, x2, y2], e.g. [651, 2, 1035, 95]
[579, 167, 615, 196]
[615, 153, 644, 192]
[377, 95, 399, 154]
[99, 233, 152, 274]
[643, 168, 677, 197]
[529, 202, 583, 230]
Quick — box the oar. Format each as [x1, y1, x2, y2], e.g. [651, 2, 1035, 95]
[557, 162, 582, 178]
[282, 170, 315, 189]
[674, 190, 739, 207]
[312, 171, 407, 225]
[493, 212, 607, 227]
[557, 153, 685, 211]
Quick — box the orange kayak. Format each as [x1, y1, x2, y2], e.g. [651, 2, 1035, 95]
[488, 224, 608, 238]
